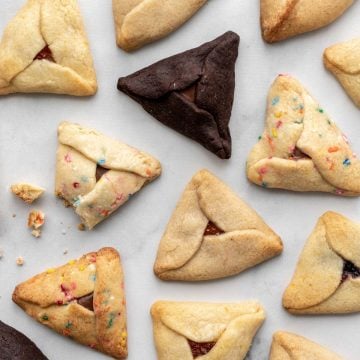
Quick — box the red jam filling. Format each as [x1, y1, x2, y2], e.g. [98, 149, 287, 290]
[187, 339, 216, 358]
[77, 293, 94, 311]
[96, 166, 109, 182]
[204, 221, 225, 236]
[34, 45, 55, 62]
[341, 260, 360, 283]
[289, 147, 310, 160]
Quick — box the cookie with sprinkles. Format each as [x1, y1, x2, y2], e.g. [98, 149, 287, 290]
[247, 75, 360, 196]
[12, 247, 128, 359]
[283, 212, 360, 315]
[55, 121, 162, 229]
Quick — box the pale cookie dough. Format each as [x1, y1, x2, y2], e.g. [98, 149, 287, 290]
[0, 0, 97, 96]
[247, 75, 360, 196]
[283, 212, 360, 314]
[55, 121, 162, 229]
[11, 183, 45, 204]
[261, 0, 354, 43]
[151, 300, 265, 360]
[113, 0, 207, 51]
[154, 169, 282, 281]
[13, 248, 128, 359]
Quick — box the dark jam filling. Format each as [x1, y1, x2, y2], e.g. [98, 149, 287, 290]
[34, 45, 55, 62]
[77, 293, 94, 311]
[96, 166, 109, 182]
[341, 260, 360, 283]
[180, 83, 197, 103]
[289, 147, 310, 160]
[204, 221, 225, 236]
[187, 339, 216, 358]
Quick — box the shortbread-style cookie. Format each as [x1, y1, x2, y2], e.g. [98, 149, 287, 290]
[151, 301, 265, 360]
[27, 210, 45, 238]
[261, 0, 354, 43]
[324, 37, 360, 108]
[270, 331, 343, 359]
[154, 170, 282, 281]
[55, 121, 161, 229]
[247, 75, 360, 196]
[0, 0, 97, 96]
[11, 183, 45, 204]
[113, 0, 207, 51]
[0, 320, 48, 360]
[283, 212, 360, 314]
[118, 31, 239, 159]
[13, 248, 127, 359]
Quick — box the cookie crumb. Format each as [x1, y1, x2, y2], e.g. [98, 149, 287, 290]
[16, 256, 24, 266]
[0, 249, 4, 259]
[28, 210, 45, 238]
[12, 214, 16, 218]
[11, 183, 45, 204]
[63, 249, 68, 255]
[61, 229, 67, 235]
[78, 223, 85, 231]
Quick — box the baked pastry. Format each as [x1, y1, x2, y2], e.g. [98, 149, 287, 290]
[154, 169, 283, 281]
[283, 211, 360, 314]
[28, 210, 45, 238]
[324, 37, 360, 108]
[247, 75, 360, 196]
[151, 300, 265, 360]
[11, 183, 45, 204]
[113, 0, 207, 51]
[0, 320, 48, 360]
[55, 121, 161, 229]
[12, 247, 127, 359]
[118, 31, 239, 159]
[270, 331, 343, 359]
[261, 0, 354, 43]
[0, 0, 97, 96]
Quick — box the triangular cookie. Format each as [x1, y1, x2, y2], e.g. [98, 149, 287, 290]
[261, 0, 354, 43]
[117, 31, 239, 159]
[247, 75, 360, 196]
[12, 248, 127, 359]
[151, 301, 265, 360]
[324, 37, 360, 108]
[270, 331, 343, 359]
[283, 211, 360, 314]
[154, 169, 283, 281]
[55, 121, 162, 229]
[0, 0, 97, 96]
[113, 0, 207, 51]
[0, 320, 48, 359]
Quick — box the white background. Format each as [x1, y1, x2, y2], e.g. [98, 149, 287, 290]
[1, 1, 360, 359]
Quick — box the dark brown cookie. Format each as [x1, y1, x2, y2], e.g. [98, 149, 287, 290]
[117, 31, 240, 159]
[0, 320, 48, 359]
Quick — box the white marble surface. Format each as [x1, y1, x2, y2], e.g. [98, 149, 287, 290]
[1, 1, 360, 359]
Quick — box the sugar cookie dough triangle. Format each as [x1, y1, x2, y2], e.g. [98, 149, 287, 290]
[153, 169, 283, 281]
[261, 0, 354, 43]
[270, 331, 344, 359]
[113, 0, 207, 51]
[118, 31, 239, 159]
[283, 211, 360, 314]
[12, 248, 128, 359]
[55, 121, 162, 229]
[324, 37, 360, 108]
[247, 75, 360, 196]
[151, 301, 265, 360]
[0, 0, 97, 96]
